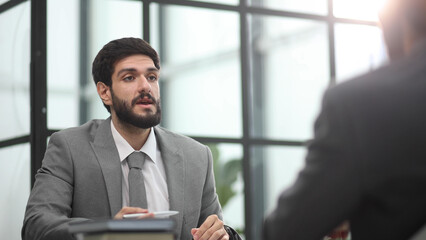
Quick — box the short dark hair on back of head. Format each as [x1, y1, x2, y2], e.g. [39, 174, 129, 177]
[92, 37, 160, 112]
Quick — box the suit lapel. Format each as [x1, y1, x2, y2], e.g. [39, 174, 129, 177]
[90, 118, 122, 217]
[154, 127, 185, 236]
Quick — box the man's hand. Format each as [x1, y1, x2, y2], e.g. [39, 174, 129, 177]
[191, 214, 229, 240]
[113, 206, 154, 219]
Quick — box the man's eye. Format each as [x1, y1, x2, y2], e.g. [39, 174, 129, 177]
[148, 75, 158, 81]
[123, 76, 135, 81]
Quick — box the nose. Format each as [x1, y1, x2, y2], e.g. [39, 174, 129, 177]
[137, 75, 152, 93]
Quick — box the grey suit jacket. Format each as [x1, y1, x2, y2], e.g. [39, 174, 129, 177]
[264, 42, 426, 239]
[22, 118, 223, 240]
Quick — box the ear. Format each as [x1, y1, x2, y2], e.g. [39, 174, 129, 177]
[97, 82, 112, 107]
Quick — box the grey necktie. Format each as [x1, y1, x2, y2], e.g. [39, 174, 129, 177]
[127, 151, 148, 209]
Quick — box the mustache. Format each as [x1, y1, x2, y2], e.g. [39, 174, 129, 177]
[131, 92, 157, 106]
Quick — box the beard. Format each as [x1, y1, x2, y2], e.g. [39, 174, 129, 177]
[111, 90, 162, 129]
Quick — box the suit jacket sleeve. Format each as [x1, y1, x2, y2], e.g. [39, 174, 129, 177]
[22, 132, 88, 240]
[198, 145, 242, 240]
[264, 89, 363, 240]
[198, 145, 223, 224]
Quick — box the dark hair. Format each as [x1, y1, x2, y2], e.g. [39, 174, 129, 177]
[92, 37, 160, 112]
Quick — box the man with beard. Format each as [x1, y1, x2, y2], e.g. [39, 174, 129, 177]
[264, 0, 426, 239]
[22, 38, 238, 240]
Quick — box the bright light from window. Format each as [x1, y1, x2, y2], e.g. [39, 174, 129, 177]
[333, 0, 387, 22]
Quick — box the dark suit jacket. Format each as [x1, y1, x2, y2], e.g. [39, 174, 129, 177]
[264, 42, 426, 239]
[22, 118, 223, 240]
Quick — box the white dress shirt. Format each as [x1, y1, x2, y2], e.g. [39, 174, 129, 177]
[110, 122, 169, 212]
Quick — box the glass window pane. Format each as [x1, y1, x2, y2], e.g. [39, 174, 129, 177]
[335, 23, 388, 83]
[333, 0, 386, 22]
[88, 0, 143, 54]
[249, 0, 327, 15]
[251, 145, 306, 240]
[0, 2, 30, 141]
[261, 146, 306, 213]
[208, 143, 244, 236]
[48, 0, 144, 129]
[0, 143, 31, 240]
[47, 0, 80, 129]
[186, 0, 239, 5]
[250, 15, 329, 141]
[86, 0, 144, 121]
[151, 5, 242, 138]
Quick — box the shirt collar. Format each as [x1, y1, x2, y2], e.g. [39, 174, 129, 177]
[110, 121, 157, 164]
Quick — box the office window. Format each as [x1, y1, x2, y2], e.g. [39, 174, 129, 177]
[335, 23, 387, 82]
[0, 2, 30, 141]
[0, 3, 30, 239]
[150, 4, 242, 138]
[47, 0, 144, 128]
[0, 144, 31, 240]
[252, 145, 306, 214]
[333, 0, 386, 21]
[187, 0, 239, 5]
[250, 15, 329, 141]
[86, 0, 144, 121]
[249, 0, 327, 15]
[47, 0, 80, 129]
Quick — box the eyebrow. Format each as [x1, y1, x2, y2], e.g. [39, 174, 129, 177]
[116, 67, 159, 78]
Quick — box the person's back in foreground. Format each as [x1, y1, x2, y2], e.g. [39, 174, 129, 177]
[264, 0, 426, 239]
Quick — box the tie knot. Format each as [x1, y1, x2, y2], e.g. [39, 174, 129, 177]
[127, 151, 146, 169]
